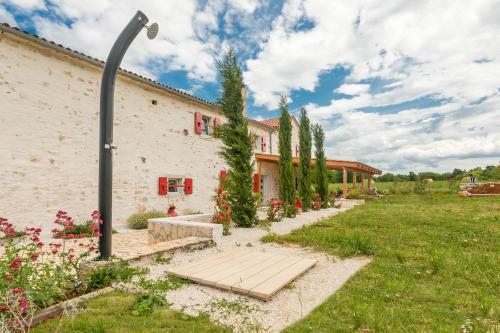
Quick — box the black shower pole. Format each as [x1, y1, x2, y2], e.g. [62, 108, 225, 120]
[98, 11, 149, 259]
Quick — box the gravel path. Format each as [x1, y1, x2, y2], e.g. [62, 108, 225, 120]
[139, 199, 371, 333]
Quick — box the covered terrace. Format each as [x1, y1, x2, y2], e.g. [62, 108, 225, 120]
[255, 153, 382, 196]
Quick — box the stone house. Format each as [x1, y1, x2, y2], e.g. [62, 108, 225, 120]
[0, 23, 381, 232]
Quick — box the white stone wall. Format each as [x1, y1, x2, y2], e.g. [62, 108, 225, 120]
[0, 33, 237, 231]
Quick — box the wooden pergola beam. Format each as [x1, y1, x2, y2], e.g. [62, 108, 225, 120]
[255, 153, 382, 175]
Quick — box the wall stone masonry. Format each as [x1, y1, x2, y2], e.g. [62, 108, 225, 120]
[148, 216, 223, 247]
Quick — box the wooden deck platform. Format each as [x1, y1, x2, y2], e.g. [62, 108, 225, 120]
[166, 249, 317, 301]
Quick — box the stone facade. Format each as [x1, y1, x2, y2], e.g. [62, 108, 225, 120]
[0, 27, 286, 231]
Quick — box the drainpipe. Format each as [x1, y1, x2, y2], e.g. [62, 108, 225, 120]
[98, 11, 157, 259]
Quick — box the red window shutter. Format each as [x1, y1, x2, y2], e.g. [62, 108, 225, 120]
[214, 117, 221, 127]
[158, 177, 168, 195]
[184, 178, 193, 194]
[253, 173, 259, 192]
[220, 170, 227, 182]
[194, 112, 202, 134]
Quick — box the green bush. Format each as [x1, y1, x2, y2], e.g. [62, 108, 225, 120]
[127, 210, 167, 229]
[85, 260, 148, 291]
[345, 189, 365, 199]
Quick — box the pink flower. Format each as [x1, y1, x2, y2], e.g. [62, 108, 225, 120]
[67, 253, 75, 262]
[51, 228, 59, 233]
[18, 297, 30, 313]
[36, 242, 44, 248]
[31, 236, 39, 242]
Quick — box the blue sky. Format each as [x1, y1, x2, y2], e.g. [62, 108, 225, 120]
[1, 0, 499, 173]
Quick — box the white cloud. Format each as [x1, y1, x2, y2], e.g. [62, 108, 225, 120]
[335, 83, 370, 96]
[30, 1, 221, 81]
[0, 4, 16, 25]
[2, 0, 45, 11]
[245, 0, 500, 172]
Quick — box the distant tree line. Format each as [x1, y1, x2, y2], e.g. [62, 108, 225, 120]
[373, 165, 500, 182]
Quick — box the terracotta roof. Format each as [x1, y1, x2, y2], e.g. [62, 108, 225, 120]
[259, 118, 280, 128]
[259, 116, 299, 128]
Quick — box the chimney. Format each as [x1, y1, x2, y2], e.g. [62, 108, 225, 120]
[241, 85, 248, 117]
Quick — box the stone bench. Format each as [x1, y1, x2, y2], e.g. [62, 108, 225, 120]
[148, 214, 222, 247]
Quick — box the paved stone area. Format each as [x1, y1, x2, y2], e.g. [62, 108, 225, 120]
[111, 231, 211, 261]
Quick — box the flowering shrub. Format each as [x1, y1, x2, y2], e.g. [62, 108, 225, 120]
[0, 211, 101, 331]
[51, 210, 102, 239]
[212, 187, 231, 235]
[267, 198, 285, 222]
[295, 197, 302, 214]
[167, 204, 178, 217]
[312, 193, 322, 210]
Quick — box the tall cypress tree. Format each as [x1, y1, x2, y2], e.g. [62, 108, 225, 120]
[278, 96, 295, 216]
[217, 49, 257, 227]
[312, 124, 329, 208]
[298, 106, 312, 211]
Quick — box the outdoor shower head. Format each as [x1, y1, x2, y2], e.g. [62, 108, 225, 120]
[146, 23, 159, 40]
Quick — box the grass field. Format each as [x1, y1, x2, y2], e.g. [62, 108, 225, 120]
[263, 192, 500, 332]
[33, 187, 499, 332]
[329, 179, 458, 194]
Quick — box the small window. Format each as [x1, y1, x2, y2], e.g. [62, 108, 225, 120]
[254, 135, 261, 151]
[202, 115, 213, 135]
[168, 178, 183, 193]
[151, 99, 158, 105]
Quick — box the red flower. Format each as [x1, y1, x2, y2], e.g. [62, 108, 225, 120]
[9, 258, 22, 271]
[30, 253, 39, 260]
[36, 242, 44, 248]
[11, 288, 24, 295]
[67, 253, 75, 262]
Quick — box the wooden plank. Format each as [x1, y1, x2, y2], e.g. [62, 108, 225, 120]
[185, 251, 258, 282]
[249, 258, 317, 300]
[196, 252, 272, 286]
[215, 253, 285, 289]
[167, 251, 248, 278]
[167, 248, 249, 278]
[231, 255, 303, 294]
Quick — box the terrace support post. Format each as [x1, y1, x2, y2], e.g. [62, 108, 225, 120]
[257, 160, 262, 207]
[353, 171, 357, 190]
[98, 11, 149, 259]
[368, 175, 373, 190]
[342, 167, 347, 197]
[361, 173, 365, 192]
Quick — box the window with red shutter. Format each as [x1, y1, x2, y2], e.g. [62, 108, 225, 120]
[184, 178, 193, 194]
[220, 170, 227, 182]
[194, 112, 202, 134]
[158, 177, 168, 195]
[253, 174, 259, 192]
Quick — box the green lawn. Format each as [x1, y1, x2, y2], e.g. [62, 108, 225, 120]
[264, 193, 499, 332]
[32, 291, 230, 333]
